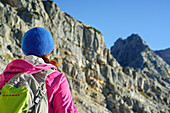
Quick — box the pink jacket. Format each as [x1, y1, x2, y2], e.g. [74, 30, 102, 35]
[0, 58, 78, 113]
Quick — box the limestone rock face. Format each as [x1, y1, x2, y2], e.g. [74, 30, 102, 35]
[0, 0, 169, 113]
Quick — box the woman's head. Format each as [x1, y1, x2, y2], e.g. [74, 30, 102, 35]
[21, 27, 54, 56]
[22, 27, 59, 68]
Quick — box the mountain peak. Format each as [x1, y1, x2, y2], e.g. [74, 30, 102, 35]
[111, 34, 148, 68]
[126, 34, 147, 46]
[111, 34, 169, 78]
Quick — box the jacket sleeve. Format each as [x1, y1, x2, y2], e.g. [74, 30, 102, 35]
[0, 74, 5, 87]
[52, 73, 79, 113]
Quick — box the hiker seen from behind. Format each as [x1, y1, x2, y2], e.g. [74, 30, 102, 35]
[0, 27, 79, 113]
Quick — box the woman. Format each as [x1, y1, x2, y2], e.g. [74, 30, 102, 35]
[0, 27, 78, 113]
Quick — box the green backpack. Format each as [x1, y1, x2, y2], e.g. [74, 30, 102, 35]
[0, 85, 29, 113]
[0, 69, 54, 113]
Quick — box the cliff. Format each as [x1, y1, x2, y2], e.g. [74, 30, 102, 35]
[0, 0, 169, 113]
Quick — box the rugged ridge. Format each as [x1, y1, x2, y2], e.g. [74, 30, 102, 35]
[111, 34, 170, 78]
[0, 0, 170, 113]
[155, 48, 170, 65]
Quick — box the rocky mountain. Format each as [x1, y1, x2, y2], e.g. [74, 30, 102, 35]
[111, 34, 170, 78]
[0, 0, 169, 113]
[111, 34, 170, 112]
[155, 48, 170, 65]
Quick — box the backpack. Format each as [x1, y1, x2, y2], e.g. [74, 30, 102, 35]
[0, 68, 55, 113]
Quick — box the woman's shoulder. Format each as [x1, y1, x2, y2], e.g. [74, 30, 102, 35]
[46, 70, 67, 86]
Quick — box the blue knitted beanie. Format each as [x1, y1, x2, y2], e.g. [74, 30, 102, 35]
[22, 27, 54, 56]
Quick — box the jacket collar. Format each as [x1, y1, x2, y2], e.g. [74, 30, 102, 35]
[24, 55, 46, 65]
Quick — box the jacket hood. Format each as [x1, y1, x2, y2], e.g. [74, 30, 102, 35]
[0, 57, 57, 87]
[23, 55, 46, 65]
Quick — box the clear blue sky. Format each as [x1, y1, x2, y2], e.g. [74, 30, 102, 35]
[54, 0, 170, 50]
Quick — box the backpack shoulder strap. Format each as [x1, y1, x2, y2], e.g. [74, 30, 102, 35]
[32, 68, 56, 84]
